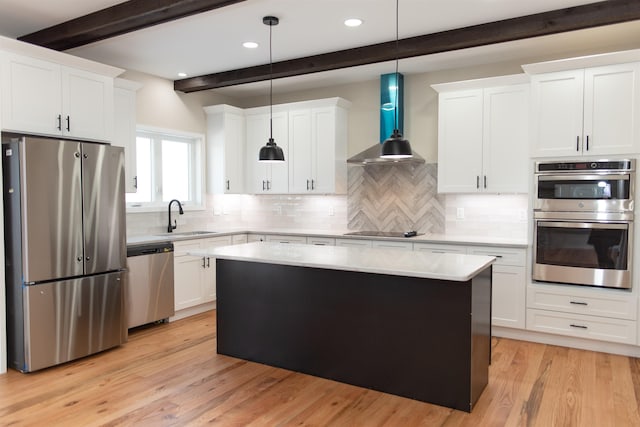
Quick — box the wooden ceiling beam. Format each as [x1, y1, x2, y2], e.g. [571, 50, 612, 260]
[17, 0, 247, 51]
[175, 0, 640, 93]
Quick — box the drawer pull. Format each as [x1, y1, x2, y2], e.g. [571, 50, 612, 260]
[570, 324, 588, 329]
[570, 301, 588, 306]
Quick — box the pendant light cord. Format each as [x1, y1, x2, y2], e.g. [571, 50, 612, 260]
[269, 20, 274, 141]
[394, 0, 399, 134]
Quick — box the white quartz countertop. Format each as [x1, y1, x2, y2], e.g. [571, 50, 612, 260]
[191, 242, 495, 282]
[127, 227, 528, 248]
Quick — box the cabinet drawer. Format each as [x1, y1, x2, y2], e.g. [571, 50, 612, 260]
[413, 243, 467, 254]
[265, 234, 307, 244]
[527, 285, 637, 320]
[371, 240, 413, 251]
[173, 241, 201, 257]
[232, 234, 248, 245]
[306, 237, 336, 246]
[526, 309, 637, 345]
[335, 238, 372, 248]
[201, 236, 233, 250]
[468, 246, 526, 266]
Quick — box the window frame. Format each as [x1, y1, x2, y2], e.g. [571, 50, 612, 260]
[125, 125, 205, 213]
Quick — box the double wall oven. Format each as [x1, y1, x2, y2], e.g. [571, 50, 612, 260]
[533, 160, 635, 289]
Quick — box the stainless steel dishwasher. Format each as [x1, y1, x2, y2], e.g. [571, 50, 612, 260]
[126, 241, 175, 329]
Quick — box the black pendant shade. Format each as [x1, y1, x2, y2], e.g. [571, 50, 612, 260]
[259, 15, 284, 162]
[259, 137, 285, 162]
[381, 129, 412, 158]
[380, 0, 413, 159]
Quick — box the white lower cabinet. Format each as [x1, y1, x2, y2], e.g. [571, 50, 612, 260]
[265, 234, 308, 244]
[526, 309, 637, 345]
[413, 243, 468, 254]
[526, 283, 638, 345]
[247, 234, 266, 243]
[469, 246, 527, 329]
[335, 238, 372, 248]
[232, 234, 248, 244]
[173, 236, 233, 312]
[371, 240, 413, 251]
[413, 242, 526, 330]
[306, 236, 335, 246]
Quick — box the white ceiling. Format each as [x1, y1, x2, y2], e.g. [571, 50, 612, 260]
[0, 0, 639, 97]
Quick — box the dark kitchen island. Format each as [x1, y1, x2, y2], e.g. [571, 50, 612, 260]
[198, 242, 494, 412]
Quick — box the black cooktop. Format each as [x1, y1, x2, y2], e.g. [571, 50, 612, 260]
[343, 230, 421, 238]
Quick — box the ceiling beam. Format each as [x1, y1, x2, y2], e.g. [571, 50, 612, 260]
[175, 0, 640, 93]
[17, 0, 247, 51]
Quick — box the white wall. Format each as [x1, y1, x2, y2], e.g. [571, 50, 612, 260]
[120, 70, 239, 133]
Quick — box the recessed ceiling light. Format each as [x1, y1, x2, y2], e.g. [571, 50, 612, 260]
[177, 72, 187, 77]
[344, 18, 363, 27]
[243, 41, 259, 49]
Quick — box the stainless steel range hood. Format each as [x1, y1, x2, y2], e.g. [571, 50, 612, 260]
[347, 144, 425, 165]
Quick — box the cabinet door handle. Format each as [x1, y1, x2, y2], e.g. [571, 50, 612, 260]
[66, 115, 70, 132]
[267, 180, 271, 190]
[476, 176, 480, 189]
[202, 257, 206, 268]
[133, 176, 138, 189]
[586, 135, 589, 151]
[207, 257, 210, 268]
[570, 324, 588, 329]
[576, 136, 580, 152]
[311, 179, 315, 190]
[306, 179, 310, 190]
[57, 114, 62, 131]
[226, 179, 230, 191]
[262, 180, 266, 191]
[483, 176, 487, 189]
[570, 301, 588, 306]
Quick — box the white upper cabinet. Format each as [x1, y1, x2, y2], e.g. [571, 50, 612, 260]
[530, 62, 640, 157]
[244, 97, 349, 195]
[204, 104, 245, 194]
[288, 99, 349, 194]
[1, 52, 114, 142]
[434, 76, 529, 194]
[113, 78, 142, 193]
[436, 89, 483, 193]
[482, 84, 530, 193]
[245, 109, 289, 194]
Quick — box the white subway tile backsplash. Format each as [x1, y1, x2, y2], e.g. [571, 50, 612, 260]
[126, 168, 528, 241]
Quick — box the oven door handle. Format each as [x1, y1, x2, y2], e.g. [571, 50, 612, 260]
[537, 221, 629, 230]
[537, 174, 630, 182]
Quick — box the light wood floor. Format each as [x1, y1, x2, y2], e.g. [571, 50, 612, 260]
[1, 310, 640, 426]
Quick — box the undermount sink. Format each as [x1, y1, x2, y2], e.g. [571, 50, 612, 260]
[155, 230, 218, 237]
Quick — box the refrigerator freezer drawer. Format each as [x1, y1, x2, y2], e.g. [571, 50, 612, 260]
[20, 272, 126, 372]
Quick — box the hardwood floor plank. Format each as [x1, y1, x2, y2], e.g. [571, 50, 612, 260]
[1, 310, 640, 426]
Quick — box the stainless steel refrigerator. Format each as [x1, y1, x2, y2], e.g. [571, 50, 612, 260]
[2, 133, 127, 372]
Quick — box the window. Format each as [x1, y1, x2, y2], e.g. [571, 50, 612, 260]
[126, 127, 204, 210]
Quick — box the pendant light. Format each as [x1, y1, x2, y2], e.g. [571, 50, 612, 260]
[380, 0, 413, 159]
[258, 15, 285, 162]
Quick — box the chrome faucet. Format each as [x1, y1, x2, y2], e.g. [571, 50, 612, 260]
[167, 199, 184, 232]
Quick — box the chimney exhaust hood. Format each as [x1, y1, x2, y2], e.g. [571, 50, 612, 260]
[347, 144, 425, 165]
[347, 72, 425, 166]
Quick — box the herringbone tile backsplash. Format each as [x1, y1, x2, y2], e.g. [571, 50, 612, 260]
[347, 163, 445, 233]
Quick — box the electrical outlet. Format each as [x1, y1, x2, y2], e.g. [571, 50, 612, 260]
[456, 207, 465, 220]
[519, 209, 527, 221]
